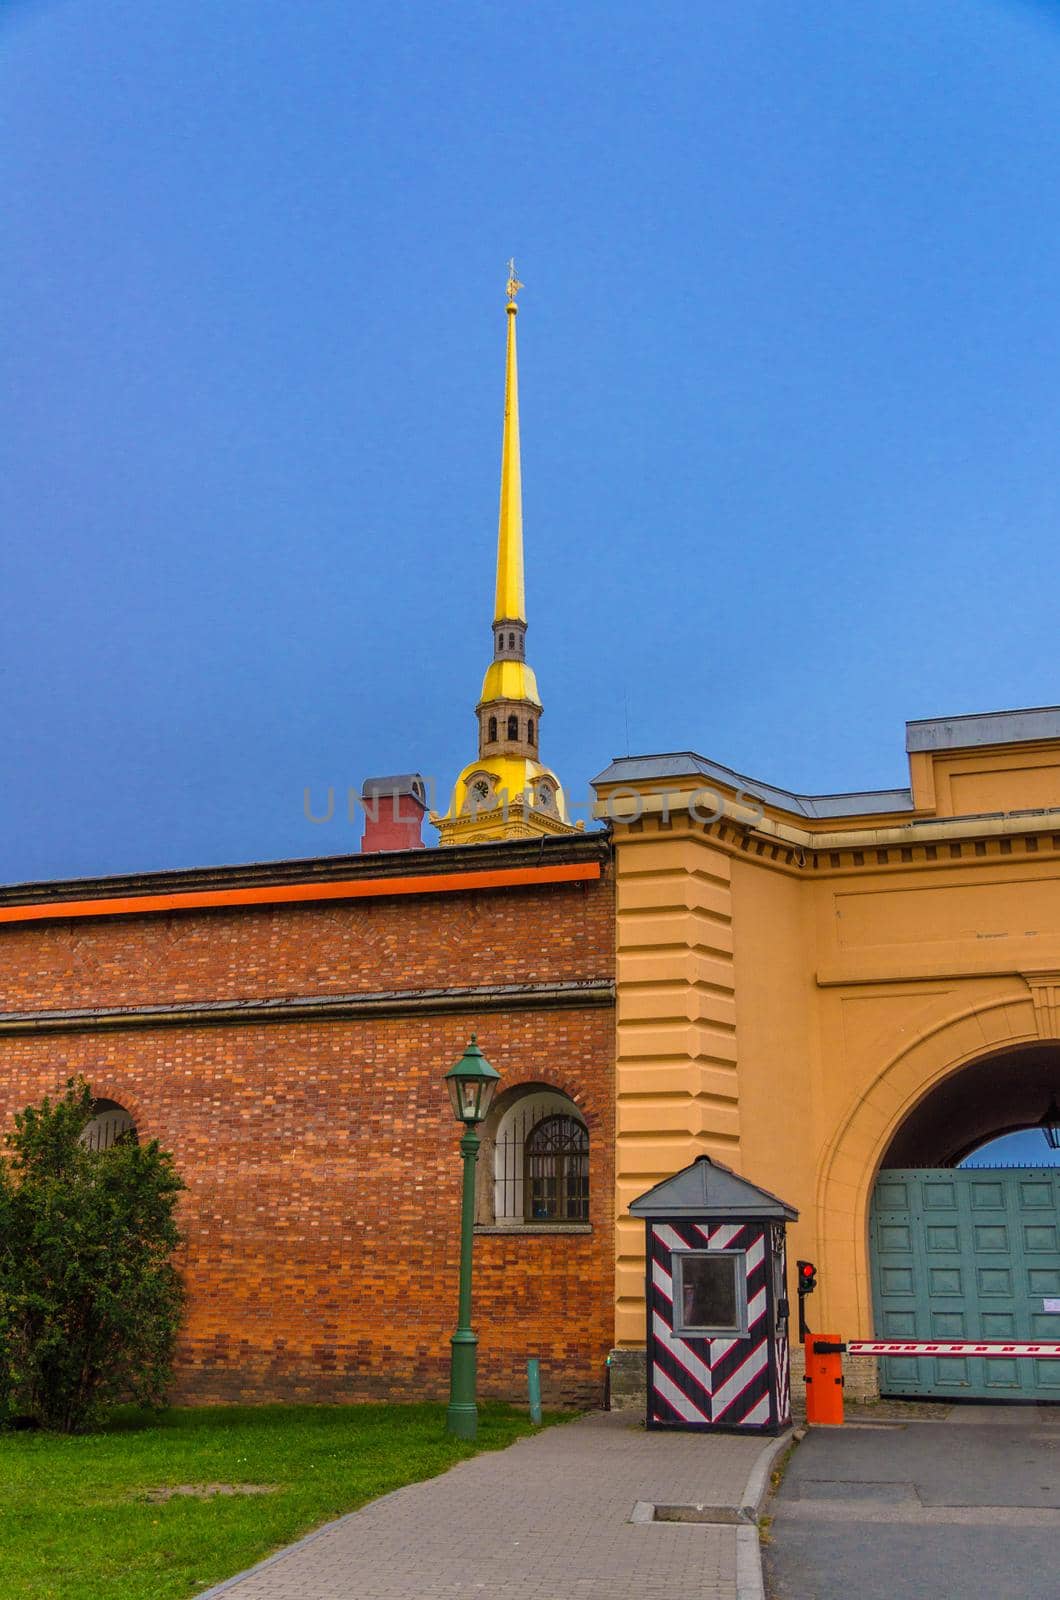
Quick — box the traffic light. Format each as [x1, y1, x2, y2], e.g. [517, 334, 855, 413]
[796, 1259, 817, 1338]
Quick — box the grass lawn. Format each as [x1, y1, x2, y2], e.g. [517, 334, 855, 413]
[0, 1401, 556, 1600]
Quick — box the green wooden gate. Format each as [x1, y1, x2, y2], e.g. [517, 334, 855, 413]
[870, 1168, 1060, 1400]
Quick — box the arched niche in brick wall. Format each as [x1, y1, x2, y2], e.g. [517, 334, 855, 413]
[475, 1081, 588, 1227]
[80, 1097, 138, 1153]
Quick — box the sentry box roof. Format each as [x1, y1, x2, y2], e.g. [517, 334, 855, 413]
[630, 1155, 798, 1222]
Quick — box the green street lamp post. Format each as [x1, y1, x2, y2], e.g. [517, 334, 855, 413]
[444, 1034, 501, 1441]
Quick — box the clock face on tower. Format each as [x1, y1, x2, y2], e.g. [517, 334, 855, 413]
[533, 781, 557, 814]
[471, 778, 491, 803]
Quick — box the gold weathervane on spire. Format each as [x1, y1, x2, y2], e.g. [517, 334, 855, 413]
[506, 258, 523, 305]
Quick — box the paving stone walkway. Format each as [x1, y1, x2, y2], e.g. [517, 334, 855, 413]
[201, 1411, 776, 1600]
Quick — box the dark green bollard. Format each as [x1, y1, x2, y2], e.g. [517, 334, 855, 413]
[527, 1357, 542, 1425]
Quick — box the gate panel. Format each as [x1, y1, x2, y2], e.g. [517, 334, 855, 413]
[870, 1167, 1060, 1400]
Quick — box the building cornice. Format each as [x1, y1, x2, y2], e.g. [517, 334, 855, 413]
[600, 788, 1060, 878]
[0, 978, 616, 1037]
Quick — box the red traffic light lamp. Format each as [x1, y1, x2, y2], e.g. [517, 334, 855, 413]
[796, 1259, 817, 1338]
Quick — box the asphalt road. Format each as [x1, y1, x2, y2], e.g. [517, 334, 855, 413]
[764, 1406, 1060, 1600]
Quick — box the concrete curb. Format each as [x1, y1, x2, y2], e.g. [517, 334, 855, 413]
[735, 1428, 800, 1600]
[736, 1524, 766, 1600]
[740, 1427, 796, 1518]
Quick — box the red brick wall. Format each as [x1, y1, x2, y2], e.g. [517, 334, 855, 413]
[0, 867, 615, 1408]
[0, 878, 614, 1009]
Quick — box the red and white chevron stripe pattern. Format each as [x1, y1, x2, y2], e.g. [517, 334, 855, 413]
[648, 1220, 775, 1429]
[776, 1321, 790, 1422]
[772, 1224, 791, 1426]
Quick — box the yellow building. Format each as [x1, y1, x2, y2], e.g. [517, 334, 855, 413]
[594, 710, 1060, 1402]
[434, 275, 1060, 1404]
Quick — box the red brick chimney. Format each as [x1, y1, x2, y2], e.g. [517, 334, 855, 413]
[360, 774, 428, 853]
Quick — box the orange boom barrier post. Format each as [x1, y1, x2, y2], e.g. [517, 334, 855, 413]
[804, 1335, 845, 1426]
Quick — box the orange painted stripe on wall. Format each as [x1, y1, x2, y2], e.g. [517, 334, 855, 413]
[0, 861, 601, 926]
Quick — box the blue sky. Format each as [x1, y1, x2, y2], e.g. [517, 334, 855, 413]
[3, 0, 1060, 881]
[963, 1130, 1060, 1167]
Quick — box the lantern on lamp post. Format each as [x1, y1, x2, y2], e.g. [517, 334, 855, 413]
[444, 1035, 501, 1440]
[1039, 1094, 1060, 1153]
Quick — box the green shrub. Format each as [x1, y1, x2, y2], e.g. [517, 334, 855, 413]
[0, 1078, 185, 1433]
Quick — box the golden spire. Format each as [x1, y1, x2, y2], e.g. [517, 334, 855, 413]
[495, 260, 525, 625]
[432, 266, 578, 845]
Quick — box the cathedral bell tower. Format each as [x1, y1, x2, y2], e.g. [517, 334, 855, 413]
[433, 266, 578, 845]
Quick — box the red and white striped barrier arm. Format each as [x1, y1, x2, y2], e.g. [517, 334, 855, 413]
[846, 1340, 1060, 1358]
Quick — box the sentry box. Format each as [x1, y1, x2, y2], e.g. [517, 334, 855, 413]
[630, 1155, 798, 1435]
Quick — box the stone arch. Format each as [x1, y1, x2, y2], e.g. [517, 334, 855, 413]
[815, 990, 1041, 1335]
[77, 1079, 152, 1144]
[81, 1095, 139, 1152]
[879, 1040, 1060, 1166]
[485, 1073, 597, 1131]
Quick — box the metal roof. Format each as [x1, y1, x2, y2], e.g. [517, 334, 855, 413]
[905, 706, 1060, 753]
[591, 751, 914, 820]
[629, 1155, 798, 1221]
[594, 705, 1060, 820]
[361, 773, 428, 802]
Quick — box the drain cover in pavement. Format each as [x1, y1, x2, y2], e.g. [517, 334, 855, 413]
[631, 1501, 753, 1525]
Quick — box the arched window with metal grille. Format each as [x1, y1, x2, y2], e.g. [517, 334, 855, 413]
[80, 1098, 138, 1152]
[524, 1113, 589, 1223]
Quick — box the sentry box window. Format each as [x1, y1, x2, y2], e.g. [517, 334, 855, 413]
[672, 1251, 748, 1339]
